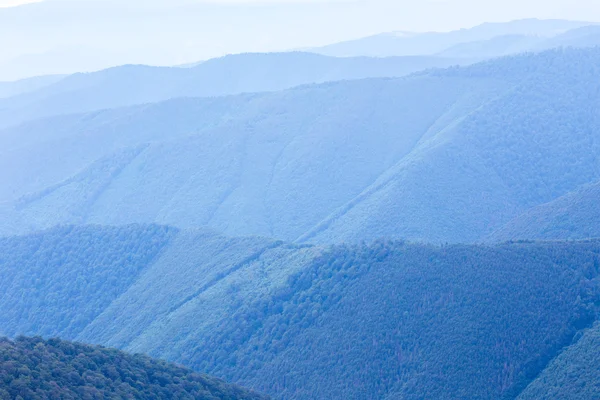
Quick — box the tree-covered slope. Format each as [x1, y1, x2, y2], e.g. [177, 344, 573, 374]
[0, 52, 469, 129]
[0, 224, 176, 339]
[304, 48, 600, 243]
[489, 181, 600, 242]
[0, 74, 506, 241]
[2, 225, 600, 399]
[77, 230, 319, 353]
[517, 322, 600, 400]
[180, 240, 600, 400]
[0, 336, 267, 400]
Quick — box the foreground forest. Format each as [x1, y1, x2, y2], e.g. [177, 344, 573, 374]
[1, 225, 600, 399]
[0, 336, 267, 400]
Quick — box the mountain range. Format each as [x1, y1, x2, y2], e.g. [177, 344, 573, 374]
[0, 74, 65, 99]
[4, 17, 600, 400]
[2, 18, 600, 82]
[2, 48, 600, 244]
[0, 52, 472, 129]
[310, 19, 597, 57]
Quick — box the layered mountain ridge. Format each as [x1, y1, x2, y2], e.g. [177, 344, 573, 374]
[2, 48, 600, 244]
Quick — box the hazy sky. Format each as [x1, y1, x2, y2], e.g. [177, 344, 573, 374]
[2, 0, 600, 30]
[1, 0, 600, 80]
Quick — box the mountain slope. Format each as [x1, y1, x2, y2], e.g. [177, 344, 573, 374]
[303, 48, 600, 243]
[311, 19, 594, 57]
[518, 322, 600, 400]
[536, 24, 600, 51]
[0, 74, 508, 241]
[160, 239, 600, 400]
[0, 336, 267, 400]
[0, 225, 316, 343]
[0, 52, 469, 129]
[488, 181, 600, 241]
[436, 34, 542, 59]
[1, 225, 600, 399]
[3, 49, 600, 243]
[0, 74, 65, 99]
[0, 224, 177, 339]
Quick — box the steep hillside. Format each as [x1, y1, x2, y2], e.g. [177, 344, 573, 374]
[0, 224, 176, 339]
[1, 225, 600, 399]
[0, 52, 469, 129]
[0, 336, 267, 400]
[488, 181, 600, 241]
[0, 74, 508, 241]
[0, 224, 317, 346]
[181, 240, 600, 399]
[303, 48, 600, 243]
[518, 322, 600, 400]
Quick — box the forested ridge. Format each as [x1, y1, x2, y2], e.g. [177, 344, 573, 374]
[1, 225, 600, 399]
[0, 224, 176, 339]
[0, 336, 267, 400]
[193, 240, 600, 399]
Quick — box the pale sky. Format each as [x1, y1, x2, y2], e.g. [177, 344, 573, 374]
[0, 0, 39, 6]
[2, 0, 600, 31]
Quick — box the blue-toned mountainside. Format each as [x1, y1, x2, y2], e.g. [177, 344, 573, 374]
[1, 225, 600, 399]
[310, 19, 594, 57]
[301, 48, 600, 243]
[436, 34, 543, 59]
[0, 52, 469, 129]
[0, 72, 508, 241]
[0, 74, 65, 99]
[517, 322, 600, 400]
[488, 181, 600, 242]
[2, 48, 600, 243]
[0, 336, 267, 400]
[436, 25, 600, 60]
[534, 24, 600, 51]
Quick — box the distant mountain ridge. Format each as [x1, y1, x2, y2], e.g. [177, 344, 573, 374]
[0, 52, 472, 129]
[0, 74, 65, 99]
[3, 19, 600, 131]
[310, 19, 596, 57]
